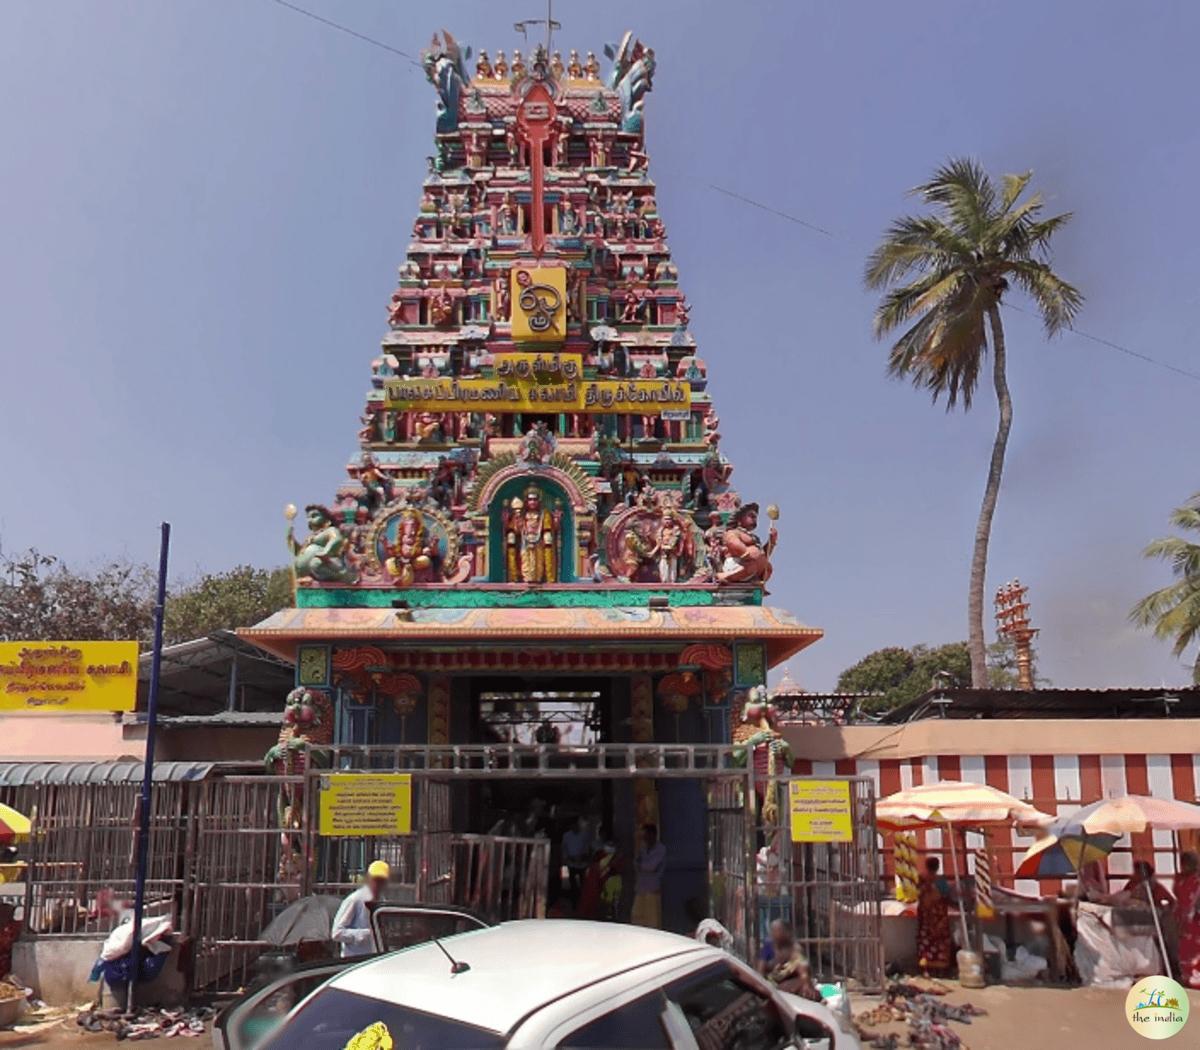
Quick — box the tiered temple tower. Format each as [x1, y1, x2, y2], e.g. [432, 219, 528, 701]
[243, 30, 821, 925]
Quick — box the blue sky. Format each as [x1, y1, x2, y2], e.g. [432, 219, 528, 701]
[2, 1, 1196, 690]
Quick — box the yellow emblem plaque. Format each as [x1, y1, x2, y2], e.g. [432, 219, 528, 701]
[510, 265, 566, 343]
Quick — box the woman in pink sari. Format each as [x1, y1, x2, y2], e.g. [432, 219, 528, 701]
[1174, 851, 1200, 988]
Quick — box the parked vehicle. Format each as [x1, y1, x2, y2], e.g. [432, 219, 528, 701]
[214, 910, 858, 1049]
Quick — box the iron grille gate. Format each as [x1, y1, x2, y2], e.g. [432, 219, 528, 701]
[757, 774, 883, 990]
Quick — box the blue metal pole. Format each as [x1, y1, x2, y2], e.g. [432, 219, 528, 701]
[127, 522, 170, 1014]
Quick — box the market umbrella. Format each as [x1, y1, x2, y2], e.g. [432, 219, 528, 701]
[0, 803, 31, 847]
[1016, 795, 1200, 970]
[876, 781, 1054, 947]
[259, 895, 343, 947]
[1014, 829, 1120, 878]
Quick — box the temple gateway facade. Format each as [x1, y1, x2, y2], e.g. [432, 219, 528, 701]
[240, 31, 834, 941]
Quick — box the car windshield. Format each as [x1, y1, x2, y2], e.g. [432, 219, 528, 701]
[260, 987, 504, 1050]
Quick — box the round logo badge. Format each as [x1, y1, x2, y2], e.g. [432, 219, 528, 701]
[1125, 976, 1190, 1040]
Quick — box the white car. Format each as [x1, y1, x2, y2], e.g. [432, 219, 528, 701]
[216, 911, 860, 1049]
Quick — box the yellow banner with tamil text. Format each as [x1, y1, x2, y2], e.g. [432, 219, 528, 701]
[0, 641, 139, 712]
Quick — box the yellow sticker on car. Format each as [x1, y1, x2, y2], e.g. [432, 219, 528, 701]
[342, 1021, 393, 1050]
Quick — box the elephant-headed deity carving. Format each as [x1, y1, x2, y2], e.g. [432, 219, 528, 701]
[289, 504, 359, 584]
[503, 484, 563, 583]
[367, 498, 468, 586]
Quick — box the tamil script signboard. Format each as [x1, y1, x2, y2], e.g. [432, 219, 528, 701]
[788, 779, 854, 843]
[383, 377, 691, 415]
[0, 642, 139, 712]
[318, 773, 413, 837]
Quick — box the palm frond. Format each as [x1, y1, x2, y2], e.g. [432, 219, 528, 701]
[872, 270, 963, 337]
[914, 158, 995, 239]
[1006, 260, 1084, 335]
[864, 216, 974, 289]
[999, 171, 1033, 212]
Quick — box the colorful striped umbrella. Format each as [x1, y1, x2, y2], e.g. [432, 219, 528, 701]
[1014, 829, 1120, 878]
[0, 803, 31, 847]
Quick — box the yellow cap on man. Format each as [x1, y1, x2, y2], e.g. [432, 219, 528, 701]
[367, 860, 390, 879]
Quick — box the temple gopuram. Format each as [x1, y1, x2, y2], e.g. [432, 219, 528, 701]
[242, 30, 822, 929]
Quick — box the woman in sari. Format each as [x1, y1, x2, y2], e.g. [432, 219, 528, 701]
[917, 856, 954, 975]
[1174, 851, 1200, 988]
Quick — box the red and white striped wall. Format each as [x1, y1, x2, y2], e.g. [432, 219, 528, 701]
[792, 752, 1200, 896]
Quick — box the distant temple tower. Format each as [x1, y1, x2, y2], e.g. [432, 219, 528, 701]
[243, 30, 822, 926]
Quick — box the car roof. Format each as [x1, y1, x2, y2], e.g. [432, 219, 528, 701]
[329, 920, 713, 1034]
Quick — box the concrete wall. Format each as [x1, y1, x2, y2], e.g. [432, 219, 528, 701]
[0, 715, 136, 762]
[13, 939, 188, 1007]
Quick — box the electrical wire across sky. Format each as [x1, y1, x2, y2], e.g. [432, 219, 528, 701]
[263, 0, 1200, 386]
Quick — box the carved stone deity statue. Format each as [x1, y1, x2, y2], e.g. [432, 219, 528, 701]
[504, 486, 562, 583]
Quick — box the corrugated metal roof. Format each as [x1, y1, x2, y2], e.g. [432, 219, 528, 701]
[0, 760, 214, 786]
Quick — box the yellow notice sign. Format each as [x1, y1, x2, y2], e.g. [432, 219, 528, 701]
[789, 779, 854, 843]
[0, 642, 139, 712]
[318, 773, 412, 837]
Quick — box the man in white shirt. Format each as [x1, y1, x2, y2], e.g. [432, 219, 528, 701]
[331, 860, 389, 958]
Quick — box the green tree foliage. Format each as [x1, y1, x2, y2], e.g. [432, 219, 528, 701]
[837, 643, 971, 714]
[838, 639, 1045, 713]
[162, 565, 293, 644]
[0, 549, 290, 646]
[865, 159, 1081, 688]
[1131, 493, 1200, 684]
[0, 549, 155, 645]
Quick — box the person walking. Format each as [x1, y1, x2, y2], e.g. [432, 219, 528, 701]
[562, 816, 595, 911]
[631, 824, 666, 929]
[331, 860, 389, 958]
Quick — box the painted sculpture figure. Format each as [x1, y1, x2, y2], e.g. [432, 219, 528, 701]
[504, 486, 561, 583]
[733, 685, 792, 824]
[718, 503, 777, 584]
[385, 508, 434, 586]
[290, 505, 358, 583]
[654, 507, 686, 583]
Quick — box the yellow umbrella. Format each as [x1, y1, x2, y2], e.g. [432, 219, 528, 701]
[0, 803, 30, 847]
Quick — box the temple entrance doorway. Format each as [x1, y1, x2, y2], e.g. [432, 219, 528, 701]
[469, 679, 615, 913]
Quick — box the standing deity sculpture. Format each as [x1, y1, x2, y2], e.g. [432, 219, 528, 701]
[511, 49, 526, 80]
[550, 50, 565, 79]
[493, 50, 508, 80]
[497, 192, 517, 234]
[567, 49, 583, 78]
[385, 508, 434, 586]
[584, 51, 601, 81]
[504, 486, 562, 583]
[653, 507, 686, 583]
[703, 512, 726, 580]
[289, 505, 359, 583]
[493, 272, 511, 320]
[430, 286, 454, 326]
[732, 685, 792, 825]
[718, 503, 777, 584]
[559, 200, 580, 236]
[475, 49, 492, 79]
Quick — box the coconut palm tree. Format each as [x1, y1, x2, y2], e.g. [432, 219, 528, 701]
[865, 159, 1082, 687]
[1131, 493, 1200, 683]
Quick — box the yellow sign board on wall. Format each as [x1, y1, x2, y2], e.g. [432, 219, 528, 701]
[788, 779, 854, 843]
[511, 265, 567, 343]
[318, 773, 413, 837]
[0, 642, 139, 712]
[383, 377, 690, 415]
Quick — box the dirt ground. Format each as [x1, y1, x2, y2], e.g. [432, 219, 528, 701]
[0, 984, 1198, 1046]
[855, 981, 1200, 1049]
